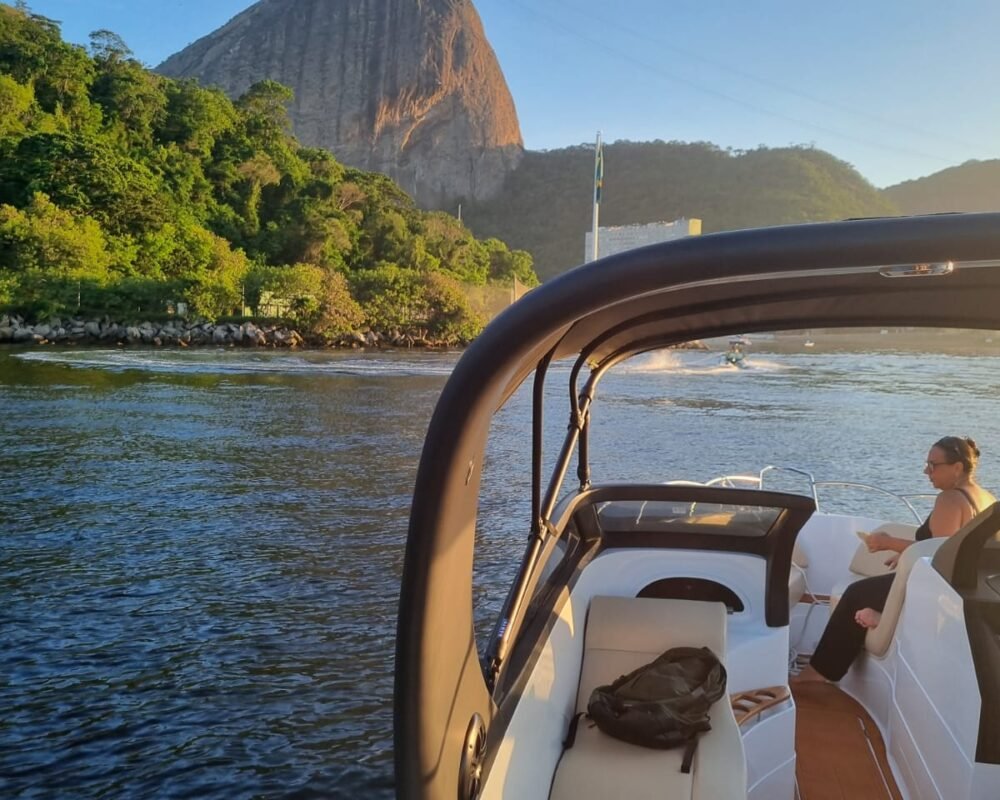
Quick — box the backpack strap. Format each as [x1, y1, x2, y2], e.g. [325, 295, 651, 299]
[562, 711, 587, 749]
[680, 735, 698, 774]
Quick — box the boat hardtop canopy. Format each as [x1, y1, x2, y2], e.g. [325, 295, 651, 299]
[395, 213, 1000, 799]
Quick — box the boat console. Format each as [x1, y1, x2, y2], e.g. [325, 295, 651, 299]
[933, 504, 1000, 767]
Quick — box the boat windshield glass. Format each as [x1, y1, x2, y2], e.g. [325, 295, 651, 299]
[597, 500, 781, 537]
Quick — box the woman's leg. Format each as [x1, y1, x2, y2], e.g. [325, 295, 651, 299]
[807, 573, 895, 681]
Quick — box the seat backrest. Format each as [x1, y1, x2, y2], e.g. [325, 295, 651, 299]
[848, 522, 918, 577]
[865, 536, 947, 656]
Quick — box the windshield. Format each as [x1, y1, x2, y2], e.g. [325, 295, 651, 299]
[597, 500, 782, 536]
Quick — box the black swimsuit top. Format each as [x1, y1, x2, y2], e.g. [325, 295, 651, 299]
[915, 487, 979, 541]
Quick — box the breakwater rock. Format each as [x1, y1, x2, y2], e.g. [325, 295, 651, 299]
[0, 315, 307, 348]
[0, 315, 461, 349]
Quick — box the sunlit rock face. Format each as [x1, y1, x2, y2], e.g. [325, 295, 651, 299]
[158, 0, 523, 207]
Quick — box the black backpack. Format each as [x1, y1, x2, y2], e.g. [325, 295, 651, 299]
[566, 646, 727, 774]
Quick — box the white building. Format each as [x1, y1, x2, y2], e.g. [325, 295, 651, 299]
[584, 218, 702, 263]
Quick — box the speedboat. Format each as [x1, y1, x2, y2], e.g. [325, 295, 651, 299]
[724, 336, 750, 367]
[394, 214, 1000, 800]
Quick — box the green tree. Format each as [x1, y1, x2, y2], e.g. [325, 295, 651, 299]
[181, 230, 250, 318]
[0, 191, 110, 278]
[0, 132, 168, 235]
[350, 263, 482, 342]
[419, 271, 484, 342]
[0, 73, 32, 136]
[157, 79, 238, 156]
[483, 238, 537, 286]
[0, 192, 112, 316]
[312, 269, 364, 337]
[237, 80, 294, 147]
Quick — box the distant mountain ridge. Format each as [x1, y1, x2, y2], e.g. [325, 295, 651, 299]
[883, 160, 1000, 215]
[157, 0, 523, 208]
[463, 141, 900, 280]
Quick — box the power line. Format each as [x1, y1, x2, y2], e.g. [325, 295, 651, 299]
[544, 0, 987, 152]
[505, 0, 963, 167]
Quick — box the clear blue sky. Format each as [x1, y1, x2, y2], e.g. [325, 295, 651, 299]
[20, 0, 1000, 188]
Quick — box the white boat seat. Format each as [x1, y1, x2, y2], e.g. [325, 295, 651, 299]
[549, 596, 746, 800]
[863, 537, 946, 656]
[829, 522, 917, 611]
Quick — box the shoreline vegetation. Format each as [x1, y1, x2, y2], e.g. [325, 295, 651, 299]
[0, 7, 539, 347]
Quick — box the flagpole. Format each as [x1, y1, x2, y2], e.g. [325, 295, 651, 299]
[591, 131, 602, 262]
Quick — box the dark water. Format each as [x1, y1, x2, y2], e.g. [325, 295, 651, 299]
[3, 345, 1000, 799]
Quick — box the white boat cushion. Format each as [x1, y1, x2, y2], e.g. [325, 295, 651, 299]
[848, 522, 917, 577]
[828, 536, 946, 658]
[864, 537, 946, 656]
[549, 596, 746, 800]
[830, 522, 920, 611]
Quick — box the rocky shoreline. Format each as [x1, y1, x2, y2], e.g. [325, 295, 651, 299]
[0, 315, 458, 349]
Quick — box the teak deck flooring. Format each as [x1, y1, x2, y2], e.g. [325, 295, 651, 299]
[792, 683, 902, 800]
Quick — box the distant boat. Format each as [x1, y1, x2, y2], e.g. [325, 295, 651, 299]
[804, 339, 815, 348]
[724, 337, 749, 367]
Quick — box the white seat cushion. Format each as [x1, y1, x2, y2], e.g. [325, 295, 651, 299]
[829, 523, 919, 612]
[848, 522, 917, 577]
[828, 538, 947, 657]
[549, 596, 746, 800]
[865, 537, 946, 656]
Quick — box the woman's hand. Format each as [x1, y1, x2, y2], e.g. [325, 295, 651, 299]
[866, 532, 894, 552]
[884, 553, 900, 569]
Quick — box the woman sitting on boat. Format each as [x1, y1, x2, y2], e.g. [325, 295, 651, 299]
[796, 436, 996, 682]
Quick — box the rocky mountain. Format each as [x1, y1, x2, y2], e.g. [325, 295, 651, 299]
[157, 0, 523, 208]
[883, 160, 1000, 215]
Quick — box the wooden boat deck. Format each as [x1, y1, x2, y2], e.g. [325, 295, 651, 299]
[792, 683, 902, 800]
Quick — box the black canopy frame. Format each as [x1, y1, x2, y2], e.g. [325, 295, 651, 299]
[395, 213, 1000, 800]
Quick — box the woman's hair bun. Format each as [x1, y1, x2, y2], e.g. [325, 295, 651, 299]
[964, 437, 981, 458]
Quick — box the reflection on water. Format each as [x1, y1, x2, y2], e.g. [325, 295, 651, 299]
[3, 346, 1000, 798]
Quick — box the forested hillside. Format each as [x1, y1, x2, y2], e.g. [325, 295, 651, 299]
[463, 141, 899, 280]
[0, 4, 536, 343]
[883, 160, 1000, 215]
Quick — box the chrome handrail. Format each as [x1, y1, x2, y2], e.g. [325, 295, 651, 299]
[758, 466, 820, 507]
[701, 466, 931, 524]
[812, 481, 927, 524]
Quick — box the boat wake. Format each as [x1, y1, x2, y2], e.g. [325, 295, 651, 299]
[13, 349, 459, 377]
[738, 358, 786, 372]
[623, 351, 789, 375]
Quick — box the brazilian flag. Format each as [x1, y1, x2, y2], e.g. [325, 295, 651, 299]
[594, 141, 604, 204]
